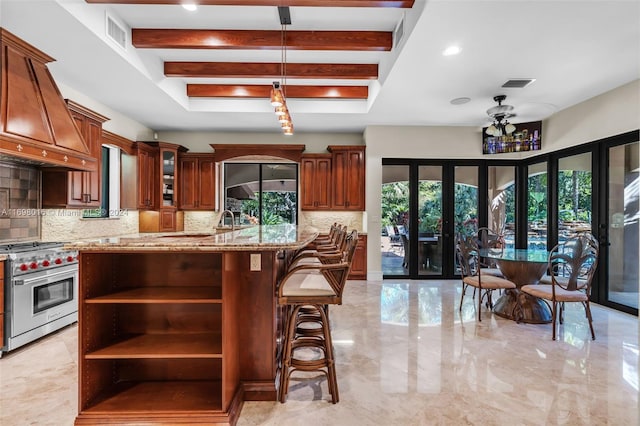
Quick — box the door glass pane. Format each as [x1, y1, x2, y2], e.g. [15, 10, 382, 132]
[381, 165, 410, 275]
[454, 166, 478, 273]
[558, 152, 592, 242]
[488, 166, 516, 247]
[528, 161, 548, 249]
[418, 166, 442, 276]
[608, 142, 639, 309]
[260, 164, 297, 224]
[454, 166, 479, 237]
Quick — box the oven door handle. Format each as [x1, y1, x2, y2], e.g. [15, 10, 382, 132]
[13, 268, 76, 286]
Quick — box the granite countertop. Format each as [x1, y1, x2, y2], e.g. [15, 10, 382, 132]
[64, 224, 318, 252]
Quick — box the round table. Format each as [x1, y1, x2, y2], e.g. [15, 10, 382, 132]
[479, 248, 551, 324]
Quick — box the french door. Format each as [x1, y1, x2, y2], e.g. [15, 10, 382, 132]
[382, 161, 480, 279]
[595, 138, 638, 313]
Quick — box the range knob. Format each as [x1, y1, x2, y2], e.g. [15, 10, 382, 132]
[67, 255, 75, 262]
[42, 260, 50, 267]
[19, 264, 29, 271]
[29, 261, 38, 270]
[54, 258, 63, 265]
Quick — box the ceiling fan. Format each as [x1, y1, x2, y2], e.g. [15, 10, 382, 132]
[485, 95, 516, 137]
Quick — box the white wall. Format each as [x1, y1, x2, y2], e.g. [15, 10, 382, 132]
[57, 82, 154, 142]
[363, 79, 640, 281]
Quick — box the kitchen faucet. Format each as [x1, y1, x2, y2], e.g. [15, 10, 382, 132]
[220, 210, 235, 231]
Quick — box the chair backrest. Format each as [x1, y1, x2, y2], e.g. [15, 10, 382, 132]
[477, 227, 504, 250]
[456, 235, 479, 278]
[548, 234, 599, 293]
[386, 225, 397, 237]
[396, 225, 406, 235]
[321, 230, 358, 301]
[476, 227, 503, 268]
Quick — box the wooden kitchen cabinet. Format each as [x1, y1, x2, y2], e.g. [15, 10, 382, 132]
[75, 251, 243, 425]
[42, 101, 108, 208]
[179, 153, 216, 210]
[135, 142, 158, 210]
[348, 234, 367, 280]
[137, 142, 187, 232]
[300, 154, 332, 210]
[328, 145, 365, 211]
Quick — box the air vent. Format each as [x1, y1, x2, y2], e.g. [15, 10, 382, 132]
[394, 16, 404, 49]
[106, 13, 127, 50]
[502, 79, 536, 88]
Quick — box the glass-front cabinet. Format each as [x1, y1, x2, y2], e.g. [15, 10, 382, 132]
[162, 149, 176, 207]
[137, 141, 187, 233]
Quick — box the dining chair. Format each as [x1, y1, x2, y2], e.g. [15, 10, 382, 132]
[476, 227, 505, 277]
[520, 234, 599, 340]
[456, 235, 516, 321]
[278, 230, 358, 403]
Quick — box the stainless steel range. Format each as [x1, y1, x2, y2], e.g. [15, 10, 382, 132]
[1, 242, 78, 354]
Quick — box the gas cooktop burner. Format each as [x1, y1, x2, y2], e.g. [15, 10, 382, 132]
[0, 241, 64, 253]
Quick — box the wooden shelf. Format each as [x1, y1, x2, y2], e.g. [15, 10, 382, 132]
[84, 381, 222, 414]
[86, 333, 222, 359]
[86, 287, 222, 303]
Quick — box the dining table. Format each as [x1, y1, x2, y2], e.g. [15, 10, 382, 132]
[479, 248, 552, 324]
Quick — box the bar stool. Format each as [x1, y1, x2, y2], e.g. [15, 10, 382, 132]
[289, 224, 346, 267]
[277, 230, 358, 404]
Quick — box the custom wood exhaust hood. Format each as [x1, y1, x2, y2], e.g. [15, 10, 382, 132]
[0, 28, 96, 171]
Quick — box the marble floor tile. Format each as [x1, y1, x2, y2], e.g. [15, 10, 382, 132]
[1, 280, 638, 425]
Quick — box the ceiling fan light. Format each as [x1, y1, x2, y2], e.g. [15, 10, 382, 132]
[505, 123, 516, 134]
[486, 124, 497, 136]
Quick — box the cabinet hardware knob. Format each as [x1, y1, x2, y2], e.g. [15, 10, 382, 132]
[16, 144, 23, 152]
[42, 150, 48, 157]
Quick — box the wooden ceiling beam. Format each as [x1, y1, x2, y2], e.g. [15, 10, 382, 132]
[165, 62, 378, 79]
[133, 29, 392, 51]
[86, 1, 414, 8]
[187, 84, 368, 99]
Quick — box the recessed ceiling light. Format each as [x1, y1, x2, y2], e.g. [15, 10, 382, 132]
[450, 97, 471, 105]
[442, 45, 461, 56]
[182, 3, 197, 11]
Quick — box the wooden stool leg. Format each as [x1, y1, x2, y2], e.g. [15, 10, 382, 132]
[317, 305, 339, 403]
[279, 304, 302, 403]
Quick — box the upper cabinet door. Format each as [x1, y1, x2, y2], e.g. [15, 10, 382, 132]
[197, 156, 216, 210]
[178, 153, 216, 210]
[300, 154, 332, 210]
[136, 144, 157, 210]
[329, 146, 365, 211]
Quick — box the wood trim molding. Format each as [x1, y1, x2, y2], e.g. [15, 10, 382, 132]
[133, 29, 392, 51]
[165, 62, 378, 80]
[87, 1, 414, 8]
[101, 130, 136, 155]
[66, 100, 110, 124]
[210, 144, 306, 162]
[187, 84, 367, 99]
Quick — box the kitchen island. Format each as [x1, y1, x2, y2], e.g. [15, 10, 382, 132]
[66, 225, 317, 426]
